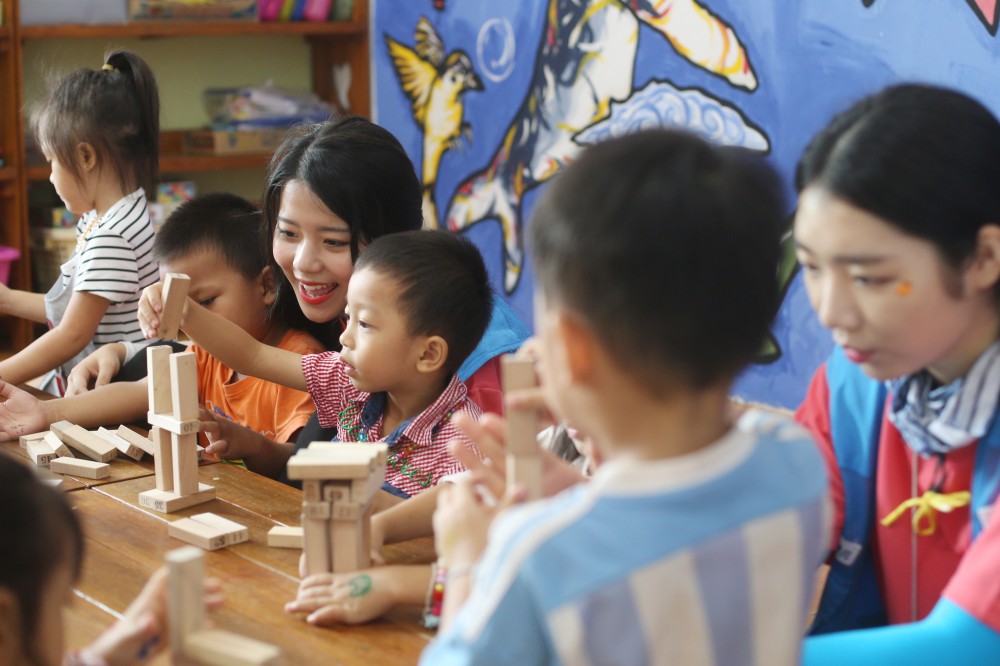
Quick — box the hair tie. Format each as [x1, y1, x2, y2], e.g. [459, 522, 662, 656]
[102, 64, 117, 72]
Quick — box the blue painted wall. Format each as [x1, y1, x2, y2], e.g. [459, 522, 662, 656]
[373, 0, 1000, 410]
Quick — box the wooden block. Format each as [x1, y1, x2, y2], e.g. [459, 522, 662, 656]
[169, 517, 230, 551]
[95, 427, 144, 461]
[501, 355, 541, 456]
[184, 629, 282, 666]
[306, 441, 388, 466]
[18, 431, 48, 449]
[267, 526, 303, 549]
[151, 427, 173, 492]
[171, 431, 200, 496]
[147, 345, 174, 415]
[169, 351, 200, 422]
[331, 516, 367, 573]
[159, 273, 191, 341]
[166, 545, 205, 656]
[302, 479, 323, 503]
[139, 483, 215, 513]
[286, 450, 381, 480]
[50, 457, 110, 479]
[116, 425, 155, 456]
[302, 500, 331, 520]
[302, 514, 331, 576]
[147, 411, 200, 435]
[506, 453, 544, 502]
[189, 513, 249, 545]
[42, 432, 73, 458]
[50, 421, 117, 462]
[26, 439, 57, 466]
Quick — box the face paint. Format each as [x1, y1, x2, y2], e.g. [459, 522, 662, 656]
[895, 281, 913, 297]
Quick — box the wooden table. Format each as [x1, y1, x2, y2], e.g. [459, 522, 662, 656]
[1, 437, 435, 664]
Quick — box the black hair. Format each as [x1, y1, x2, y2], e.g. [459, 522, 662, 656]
[355, 230, 492, 375]
[797, 83, 1000, 304]
[30, 49, 160, 196]
[262, 116, 423, 348]
[529, 130, 784, 391]
[154, 193, 265, 281]
[0, 456, 84, 660]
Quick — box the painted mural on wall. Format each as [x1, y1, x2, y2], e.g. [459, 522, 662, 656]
[374, 0, 1000, 410]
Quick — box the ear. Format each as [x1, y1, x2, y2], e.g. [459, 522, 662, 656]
[257, 266, 277, 307]
[0, 588, 25, 666]
[556, 312, 598, 385]
[966, 224, 1000, 292]
[415, 335, 448, 374]
[76, 142, 97, 173]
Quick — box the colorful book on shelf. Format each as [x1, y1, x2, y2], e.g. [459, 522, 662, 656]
[278, 0, 297, 21]
[303, 0, 332, 21]
[259, 0, 283, 21]
[291, 0, 308, 20]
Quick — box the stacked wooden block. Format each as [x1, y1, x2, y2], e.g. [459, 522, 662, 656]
[20, 420, 144, 480]
[285, 443, 388, 575]
[502, 355, 543, 501]
[167, 546, 281, 665]
[137, 343, 215, 513]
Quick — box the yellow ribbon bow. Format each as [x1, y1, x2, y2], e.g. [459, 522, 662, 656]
[880, 490, 971, 536]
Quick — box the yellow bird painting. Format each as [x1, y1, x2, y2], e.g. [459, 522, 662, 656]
[385, 17, 483, 228]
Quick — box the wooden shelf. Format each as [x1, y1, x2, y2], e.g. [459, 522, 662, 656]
[27, 153, 270, 181]
[21, 20, 365, 39]
[0, 167, 16, 182]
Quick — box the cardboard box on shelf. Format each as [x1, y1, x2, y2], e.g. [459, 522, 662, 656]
[128, 0, 257, 21]
[183, 128, 287, 155]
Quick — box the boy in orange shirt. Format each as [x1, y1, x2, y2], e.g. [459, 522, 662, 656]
[0, 194, 322, 473]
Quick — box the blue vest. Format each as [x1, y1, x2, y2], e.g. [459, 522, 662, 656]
[810, 347, 1000, 635]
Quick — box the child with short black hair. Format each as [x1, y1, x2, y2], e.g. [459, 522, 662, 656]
[423, 130, 830, 664]
[139, 229, 493, 497]
[0, 194, 322, 474]
[0, 50, 161, 391]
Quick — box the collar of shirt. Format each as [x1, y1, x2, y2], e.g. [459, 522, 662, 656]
[350, 374, 469, 447]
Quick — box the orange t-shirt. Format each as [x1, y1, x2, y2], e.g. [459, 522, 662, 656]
[191, 329, 323, 443]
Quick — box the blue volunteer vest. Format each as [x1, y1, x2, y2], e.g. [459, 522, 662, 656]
[809, 347, 1000, 635]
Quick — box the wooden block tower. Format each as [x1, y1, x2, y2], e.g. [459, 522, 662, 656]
[167, 546, 281, 665]
[286, 443, 388, 576]
[138, 345, 215, 513]
[502, 355, 544, 501]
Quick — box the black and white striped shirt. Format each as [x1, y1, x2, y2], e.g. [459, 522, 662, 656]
[63, 189, 159, 345]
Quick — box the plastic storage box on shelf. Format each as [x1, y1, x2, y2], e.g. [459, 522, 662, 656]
[21, 0, 127, 25]
[127, 0, 257, 20]
[0, 246, 19, 286]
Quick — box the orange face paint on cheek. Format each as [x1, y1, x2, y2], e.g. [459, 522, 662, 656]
[895, 281, 913, 297]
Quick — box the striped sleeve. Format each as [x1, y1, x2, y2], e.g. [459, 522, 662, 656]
[302, 352, 350, 428]
[74, 232, 139, 302]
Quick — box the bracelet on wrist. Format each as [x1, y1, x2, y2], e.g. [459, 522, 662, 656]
[422, 561, 476, 630]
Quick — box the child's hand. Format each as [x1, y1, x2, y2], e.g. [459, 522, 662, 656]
[137, 282, 181, 340]
[65, 343, 125, 396]
[449, 413, 587, 500]
[285, 567, 413, 626]
[85, 566, 223, 665]
[434, 475, 525, 568]
[199, 408, 257, 460]
[0, 380, 49, 441]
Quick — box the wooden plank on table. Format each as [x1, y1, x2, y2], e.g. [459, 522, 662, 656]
[72, 484, 433, 664]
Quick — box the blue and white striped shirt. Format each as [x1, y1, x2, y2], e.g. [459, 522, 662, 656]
[423, 410, 829, 666]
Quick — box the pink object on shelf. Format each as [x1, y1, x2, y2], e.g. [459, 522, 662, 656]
[0, 245, 20, 285]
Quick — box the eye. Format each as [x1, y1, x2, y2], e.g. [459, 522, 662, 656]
[324, 238, 349, 248]
[357, 319, 371, 330]
[198, 296, 218, 308]
[276, 227, 296, 239]
[852, 276, 890, 287]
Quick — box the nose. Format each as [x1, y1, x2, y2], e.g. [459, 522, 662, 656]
[293, 237, 322, 275]
[339, 322, 353, 350]
[813, 273, 860, 332]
